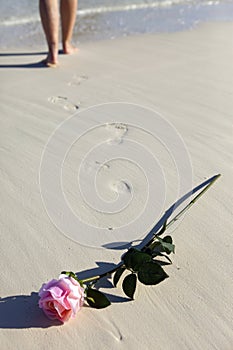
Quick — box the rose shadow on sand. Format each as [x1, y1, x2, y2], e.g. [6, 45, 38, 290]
[76, 262, 130, 304]
[0, 293, 62, 329]
[0, 175, 217, 329]
[75, 175, 218, 305]
[103, 175, 217, 250]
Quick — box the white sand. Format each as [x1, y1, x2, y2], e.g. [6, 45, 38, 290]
[0, 22, 233, 349]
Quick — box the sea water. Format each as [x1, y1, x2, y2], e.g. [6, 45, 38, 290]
[0, 0, 233, 49]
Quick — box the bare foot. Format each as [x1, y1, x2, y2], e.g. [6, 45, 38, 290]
[42, 53, 59, 68]
[42, 44, 59, 67]
[42, 57, 58, 68]
[62, 42, 78, 55]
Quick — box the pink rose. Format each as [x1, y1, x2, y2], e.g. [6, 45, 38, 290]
[39, 274, 85, 323]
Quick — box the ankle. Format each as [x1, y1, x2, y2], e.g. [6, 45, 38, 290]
[48, 42, 58, 62]
[62, 40, 70, 48]
[62, 41, 77, 54]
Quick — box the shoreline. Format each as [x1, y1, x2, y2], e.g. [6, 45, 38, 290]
[1, 1, 233, 49]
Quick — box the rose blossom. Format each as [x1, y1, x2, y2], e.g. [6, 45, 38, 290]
[39, 274, 85, 323]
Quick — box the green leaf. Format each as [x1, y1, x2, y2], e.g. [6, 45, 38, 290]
[61, 271, 75, 278]
[138, 261, 168, 285]
[153, 252, 172, 264]
[86, 288, 111, 309]
[122, 273, 137, 299]
[113, 267, 126, 287]
[86, 296, 95, 303]
[163, 235, 173, 244]
[61, 271, 79, 281]
[149, 241, 161, 254]
[123, 248, 151, 272]
[157, 236, 175, 254]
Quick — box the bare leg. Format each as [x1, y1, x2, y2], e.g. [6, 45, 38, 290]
[60, 0, 78, 54]
[39, 0, 59, 66]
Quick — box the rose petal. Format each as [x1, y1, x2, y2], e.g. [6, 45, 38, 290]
[39, 276, 85, 322]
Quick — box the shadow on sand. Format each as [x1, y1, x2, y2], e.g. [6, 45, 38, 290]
[0, 51, 49, 69]
[0, 50, 67, 68]
[0, 293, 62, 329]
[0, 175, 218, 328]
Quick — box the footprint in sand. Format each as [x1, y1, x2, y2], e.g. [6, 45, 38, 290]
[67, 75, 88, 87]
[48, 96, 79, 111]
[111, 180, 131, 194]
[83, 160, 110, 174]
[106, 123, 128, 145]
[95, 160, 110, 170]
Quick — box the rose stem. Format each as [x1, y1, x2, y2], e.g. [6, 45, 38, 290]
[81, 174, 221, 284]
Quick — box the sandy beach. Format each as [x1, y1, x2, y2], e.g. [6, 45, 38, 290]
[0, 21, 233, 349]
